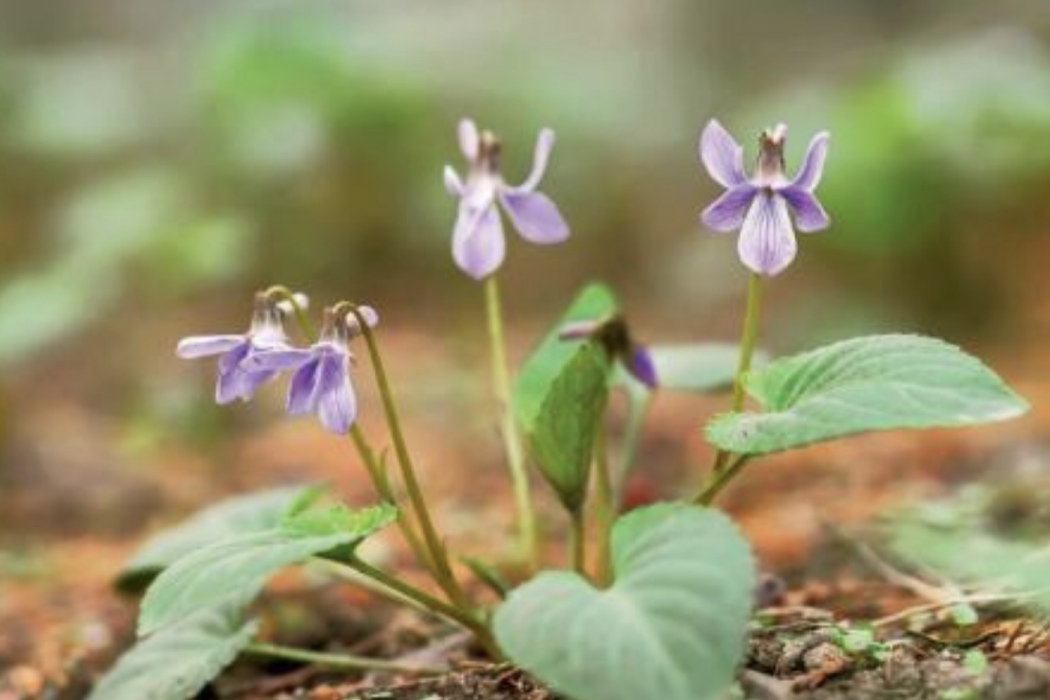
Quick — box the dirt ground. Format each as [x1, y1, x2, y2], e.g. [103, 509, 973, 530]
[2, 329, 1048, 700]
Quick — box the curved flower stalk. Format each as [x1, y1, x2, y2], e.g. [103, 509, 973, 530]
[250, 305, 379, 435]
[699, 119, 830, 276]
[444, 119, 570, 280]
[176, 293, 295, 404]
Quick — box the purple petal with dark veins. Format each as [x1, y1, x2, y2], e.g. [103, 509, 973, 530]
[779, 186, 830, 233]
[500, 190, 569, 244]
[789, 132, 830, 192]
[701, 185, 757, 232]
[452, 202, 505, 280]
[248, 347, 313, 371]
[176, 334, 245, 359]
[215, 343, 252, 404]
[628, 345, 658, 389]
[699, 119, 747, 188]
[287, 355, 322, 415]
[314, 351, 355, 434]
[738, 192, 797, 276]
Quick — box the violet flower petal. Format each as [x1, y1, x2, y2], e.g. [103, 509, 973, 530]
[248, 348, 313, 371]
[458, 119, 479, 160]
[738, 192, 797, 276]
[789, 132, 830, 191]
[215, 343, 253, 404]
[452, 203, 505, 280]
[443, 166, 465, 196]
[500, 190, 569, 244]
[629, 345, 658, 389]
[288, 356, 322, 415]
[780, 186, 830, 233]
[514, 128, 555, 193]
[176, 335, 245, 359]
[315, 352, 356, 434]
[701, 185, 757, 232]
[700, 119, 748, 188]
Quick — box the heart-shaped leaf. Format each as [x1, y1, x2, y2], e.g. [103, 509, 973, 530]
[515, 283, 617, 511]
[87, 598, 257, 700]
[118, 484, 323, 592]
[707, 334, 1027, 456]
[494, 503, 755, 700]
[139, 503, 395, 636]
[649, 343, 759, 393]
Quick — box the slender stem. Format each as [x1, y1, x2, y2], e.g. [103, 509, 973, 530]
[350, 424, 435, 576]
[710, 273, 765, 473]
[245, 642, 443, 675]
[569, 508, 587, 578]
[348, 556, 501, 660]
[693, 455, 750, 506]
[483, 276, 538, 571]
[265, 285, 318, 340]
[349, 308, 472, 613]
[593, 428, 614, 587]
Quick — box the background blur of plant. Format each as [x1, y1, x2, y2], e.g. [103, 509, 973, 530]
[0, 0, 1048, 512]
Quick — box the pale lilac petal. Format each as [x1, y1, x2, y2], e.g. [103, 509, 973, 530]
[499, 190, 569, 244]
[458, 119, 479, 160]
[215, 343, 252, 404]
[176, 335, 245, 359]
[738, 193, 797, 276]
[701, 185, 756, 232]
[559, 319, 602, 340]
[699, 119, 747, 188]
[514, 128, 555, 193]
[629, 346, 658, 389]
[315, 353, 356, 434]
[248, 347, 313, 371]
[780, 186, 830, 233]
[789, 131, 829, 192]
[452, 203, 505, 280]
[287, 356, 322, 415]
[443, 166, 465, 196]
[344, 305, 379, 334]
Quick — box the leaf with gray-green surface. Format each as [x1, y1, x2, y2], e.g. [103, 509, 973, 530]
[648, 343, 758, 393]
[117, 484, 323, 592]
[495, 503, 755, 700]
[514, 283, 617, 511]
[707, 334, 1027, 456]
[87, 599, 256, 700]
[138, 503, 395, 636]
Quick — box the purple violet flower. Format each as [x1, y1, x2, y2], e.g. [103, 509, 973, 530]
[444, 119, 570, 280]
[176, 293, 293, 404]
[250, 305, 379, 435]
[559, 316, 658, 389]
[699, 119, 830, 276]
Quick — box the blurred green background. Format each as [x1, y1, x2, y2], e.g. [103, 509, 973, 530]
[1, 0, 1049, 511]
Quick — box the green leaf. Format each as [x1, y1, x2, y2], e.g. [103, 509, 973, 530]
[87, 599, 256, 700]
[139, 503, 395, 636]
[494, 503, 755, 700]
[649, 343, 759, 394]
[707, 334, 1027, 456]
[514, 283, 618, 511]
[117, 484, 323, 592]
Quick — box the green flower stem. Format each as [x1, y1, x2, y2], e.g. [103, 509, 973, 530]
[244, 642, 444, 675]
[349, 424, 435, 576]
[346, 556, 501, 660]
[693, 455, 751, 506]
[709, 273, 765, 474]
[483, 275, 539, 571]
[570, 507, 587, 579]
[348, 307, 472, 615]
[268, 288, 438, 581]
[593, 428, 614, 587]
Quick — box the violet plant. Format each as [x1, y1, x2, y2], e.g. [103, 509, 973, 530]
[90, 117, 1028, 700]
